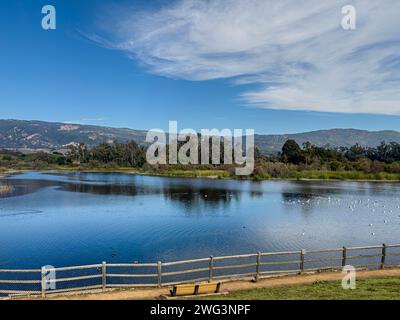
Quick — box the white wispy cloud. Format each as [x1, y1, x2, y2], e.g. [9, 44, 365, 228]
[95, 0, 400, 115]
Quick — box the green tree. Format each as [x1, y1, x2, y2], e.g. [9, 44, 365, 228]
[281, 140, 304, 164]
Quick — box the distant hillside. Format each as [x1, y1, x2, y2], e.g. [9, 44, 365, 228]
[0, 119, 148, 152]
[0, 119, 399, 155]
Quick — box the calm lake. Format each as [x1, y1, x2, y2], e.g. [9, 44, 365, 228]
[1, 172, 400, 269]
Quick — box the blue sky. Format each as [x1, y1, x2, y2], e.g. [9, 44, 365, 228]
[1, 0, 399, 134]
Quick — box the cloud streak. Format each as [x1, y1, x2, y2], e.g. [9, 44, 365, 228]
[97, 0, 400, 115]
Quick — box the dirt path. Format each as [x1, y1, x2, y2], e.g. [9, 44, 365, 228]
[42, 268, 400, 300]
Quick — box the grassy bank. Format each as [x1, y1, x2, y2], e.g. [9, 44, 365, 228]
[276, 170, 400, 181]
[38, 166, 144, 174]
[1, 166, 400, 182]
[156, 169, 230, 179]
[154, 168, 400, 181]
[155, 168, 400, 181]
[199, 277, 400, 300]
[0, 165, 233, 179]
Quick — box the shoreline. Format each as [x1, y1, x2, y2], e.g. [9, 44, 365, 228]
[2, 167, 400, 183]
[0, 169, 22, 179]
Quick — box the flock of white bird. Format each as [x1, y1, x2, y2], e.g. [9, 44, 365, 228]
[282, 195, 400, 237]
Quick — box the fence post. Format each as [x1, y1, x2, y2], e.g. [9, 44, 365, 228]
[342, 247, 347, 267]
[208, 256, 214, 283]
[157, 261, 162, 287]
[300, 249, 306, 274]
[41, 266, 46, 299]
[381, 244, 387, 269]
[255, 252, 261, 282]
[102, 261, 107, 291]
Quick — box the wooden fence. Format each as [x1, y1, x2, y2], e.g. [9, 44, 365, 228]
[1, 243, 400, 298]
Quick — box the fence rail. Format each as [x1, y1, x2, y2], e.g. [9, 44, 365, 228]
[1, 243, 399, 298]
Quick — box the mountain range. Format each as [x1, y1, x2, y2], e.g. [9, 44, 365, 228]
[0, 119, 399, 155]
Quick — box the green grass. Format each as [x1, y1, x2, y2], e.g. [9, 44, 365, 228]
[48, 167, 230, 178]
[157, 169, 231, 179]
[283, 170, 400, 181]
[0, 166, 144, 174]
[51, 166, 143, 174]
[1, 165, 399, 182]
[197, 277, 400, 300]
[150, 168, 400, 181]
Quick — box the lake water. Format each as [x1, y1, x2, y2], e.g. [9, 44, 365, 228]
[1, 172, 400, 269]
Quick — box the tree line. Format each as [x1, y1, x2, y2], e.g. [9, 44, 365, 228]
[279, 140, 400, 165]
[1, 139, 400, 177]
[251, 140, 400, 178]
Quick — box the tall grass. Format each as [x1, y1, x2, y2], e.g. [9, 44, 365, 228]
[283, 170, 400, 181]
[158, 169, 230, 179]
[2, 165, 399, 181]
